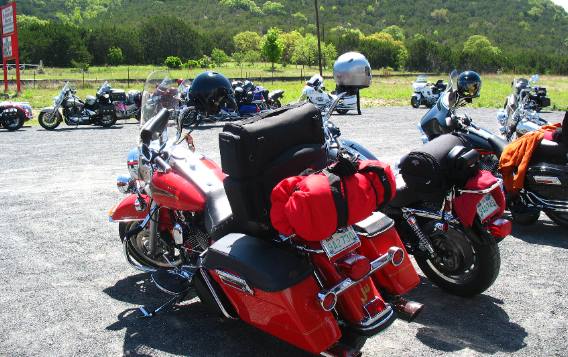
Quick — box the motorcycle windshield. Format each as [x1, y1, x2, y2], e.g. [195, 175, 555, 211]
[97, 81, 111, 96]
[54, 82, 70, 107]
[140, 71, 179, 127]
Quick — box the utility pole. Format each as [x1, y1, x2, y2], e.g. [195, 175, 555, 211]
[314, 0, 323, 76]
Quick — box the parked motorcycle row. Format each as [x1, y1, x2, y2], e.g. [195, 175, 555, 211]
[103, 50, 568, 356]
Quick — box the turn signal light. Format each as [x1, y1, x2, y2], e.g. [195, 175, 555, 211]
[336, 254, 371, 281]
[488, 218, 512, 239]
[389, 247, 405, 267]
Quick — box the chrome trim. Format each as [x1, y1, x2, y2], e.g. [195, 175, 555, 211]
[359, 303, 394, 330]
[122, 240, 156, 273]
[117, 175, 133, 194]
[317, 247, 403, 311]
[199, 269, 237, 320]
[402, 207, 460, 225]
[458, 179, 502, 195]
[173, 224, 183, 245]
[354, 211, 395, 237]
[525, 191, 568, 212]
[216, 270, 254, 295]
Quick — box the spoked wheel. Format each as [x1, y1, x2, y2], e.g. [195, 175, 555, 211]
[545, 211, 568, 228]
[414, 223, 500, 297]
[99, 113, 117, 128]
[38, 110, 61, 130]
[119, 222, 182, 270]
[3, 112, 24, 131]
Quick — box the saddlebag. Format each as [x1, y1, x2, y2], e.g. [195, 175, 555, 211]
[270, 159, 396, 241]
[525, 163, 568, 201]
[354, 212, 420, 295]
[399, 133, 477, 193]
[203, 233, 340, 354]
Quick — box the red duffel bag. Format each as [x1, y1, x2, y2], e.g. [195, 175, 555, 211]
[270, 159, 396, 242]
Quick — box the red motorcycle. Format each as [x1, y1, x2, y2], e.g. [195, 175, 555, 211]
[109, 72, 423, 356]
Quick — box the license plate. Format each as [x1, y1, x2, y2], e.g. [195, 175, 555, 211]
[321, 227, 360, 258]
[477, 194, 499, 222]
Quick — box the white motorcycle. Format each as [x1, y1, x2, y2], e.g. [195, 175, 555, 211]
[300, 74, 358, 115]
[411, 75, 447, 108]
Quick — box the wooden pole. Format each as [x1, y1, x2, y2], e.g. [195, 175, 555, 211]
[314, 0, 323, 76]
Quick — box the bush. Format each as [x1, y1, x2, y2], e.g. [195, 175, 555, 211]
[183, 59, 200, 69]
[107, 46, 124, 65]
[199, 55, 212, 68]
[164, 56, 183, 69]
[211, 48, 230, 67]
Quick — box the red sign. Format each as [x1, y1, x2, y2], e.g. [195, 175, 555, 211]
[1, 2, 20, 92]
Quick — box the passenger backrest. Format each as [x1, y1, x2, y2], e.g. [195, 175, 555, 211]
[219, 103, 326, 236]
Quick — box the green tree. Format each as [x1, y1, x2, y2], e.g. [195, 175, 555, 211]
[461, 35, 503, 71]
[261, 27, 284, 71]
[106, 46, 124, 65]
[328, 26, 363, 55]
[280, 31, 303, 65]
[382, 25, 405, 41]
[431, 8, 449, 23]
[359, 32, 407, 70]
[322, 43, 338, 68]
[211, 48, 230, 67]
[233, 31, 262, 53]
[291, 34, 318, 67]
[164, 56, 182, 69]
[262, 1, 285, 15]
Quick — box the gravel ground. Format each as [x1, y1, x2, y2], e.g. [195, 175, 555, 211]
[0, 107, 566, 357]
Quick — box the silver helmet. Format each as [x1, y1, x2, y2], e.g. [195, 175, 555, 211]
[333, 52, 372, 89]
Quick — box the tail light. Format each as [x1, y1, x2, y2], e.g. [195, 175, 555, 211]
[336, 254, 370, 281]
[389, 247, 405, 267]
[488, 218, 512, 239]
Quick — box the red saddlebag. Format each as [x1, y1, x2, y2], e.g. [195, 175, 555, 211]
[354, 212, 420, 295]
[270, 159, 396, 241]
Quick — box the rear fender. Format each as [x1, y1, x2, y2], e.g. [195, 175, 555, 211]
[109, 194, 150, 222]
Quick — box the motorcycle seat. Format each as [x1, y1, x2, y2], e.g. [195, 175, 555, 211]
[531, 139, 568, 165]
[204, 233, 313, 292]
[387, 176, 445, 209]
[204, 186, 235, 241]
[487, 135, 508, 155]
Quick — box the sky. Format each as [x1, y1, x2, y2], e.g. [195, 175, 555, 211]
[551, 0, 568, 11]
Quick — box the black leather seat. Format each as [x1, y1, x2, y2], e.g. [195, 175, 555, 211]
[203, 233, 313, 292]
[531, 139, 568, 165]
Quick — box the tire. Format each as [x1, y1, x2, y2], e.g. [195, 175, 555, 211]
[99, 113, 117, 128]
[119, 222, 182, 270]
[339, 329, 367, 352]
[38, 110, 61, 130]
[411, 96, 420, 108]
[3, 112, 24, 131]
[544, 211, 568, 228]
[414, 223, 501, 297]
[270, 99, 282, 109]
[336, 109, 349, 115]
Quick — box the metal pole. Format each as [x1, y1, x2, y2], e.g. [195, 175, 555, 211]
[314, 0, 323, 76]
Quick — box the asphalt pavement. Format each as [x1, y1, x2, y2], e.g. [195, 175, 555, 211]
[0, 107, 566, 356]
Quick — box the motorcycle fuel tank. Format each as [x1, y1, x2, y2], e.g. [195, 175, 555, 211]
[333, 52, 372, 89]
[150, 171, 206, 212]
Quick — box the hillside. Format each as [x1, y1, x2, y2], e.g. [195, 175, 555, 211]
[12, 0, 568, 54]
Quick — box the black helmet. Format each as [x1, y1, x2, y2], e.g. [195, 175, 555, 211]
[457, 71, 481, 99]
[189, 71, 235, 114]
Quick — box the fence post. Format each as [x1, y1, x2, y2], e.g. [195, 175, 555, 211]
[33, 71, 36, 89]
[127, 67, 130, 88]
[82, 70, 85, 88]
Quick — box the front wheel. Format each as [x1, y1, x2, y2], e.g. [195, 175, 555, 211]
[38, 110, 62, 130]
[411, 96, 420, 108]
[99, 113, 117, 128]
[545, 211, 568, 228]
[269, 99, 282, 109]
[3, 112, 24, 131]
[414, 223, 500, 297]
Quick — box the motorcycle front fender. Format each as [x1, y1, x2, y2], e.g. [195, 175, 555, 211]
[109, 194, 150, 222]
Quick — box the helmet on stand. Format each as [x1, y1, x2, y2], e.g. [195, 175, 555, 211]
[189, 71, 236, 114]
[457, 71, 482, 99]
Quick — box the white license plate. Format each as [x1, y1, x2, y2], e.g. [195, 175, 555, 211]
[477, 194, 499, 222]
[321, 227, 360, 258]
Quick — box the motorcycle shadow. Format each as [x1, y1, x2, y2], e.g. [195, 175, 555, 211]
[406, 278, 528, 354]
[509, 217, 568, 249]
[37, 126, 125, 132]
[104, 273, 311, 357]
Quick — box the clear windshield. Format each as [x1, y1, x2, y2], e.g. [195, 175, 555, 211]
[97, 81, 111, 96]
[54, 82, 70, 107]
[140, 71, 179, 126]
[415, 75, 428, 83]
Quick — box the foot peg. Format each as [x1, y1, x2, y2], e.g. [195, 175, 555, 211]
[391, 296, 423, 322]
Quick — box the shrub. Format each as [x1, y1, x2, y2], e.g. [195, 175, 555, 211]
[164, 56, 183, 69]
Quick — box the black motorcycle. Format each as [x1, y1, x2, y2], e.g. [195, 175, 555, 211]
[419, 72, 568, 227]
[98, 81, 142, 121]
[38, 82, 118, 130]
[326, 95, 509, 297]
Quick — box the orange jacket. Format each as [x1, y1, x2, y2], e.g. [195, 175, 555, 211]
[499, 123, 561, 193]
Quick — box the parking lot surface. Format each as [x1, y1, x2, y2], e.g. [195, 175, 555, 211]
[0, 107, 566, 356]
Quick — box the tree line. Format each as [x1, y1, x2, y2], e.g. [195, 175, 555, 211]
[17, 14, 568, 74]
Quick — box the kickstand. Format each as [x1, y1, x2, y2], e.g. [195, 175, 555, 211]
[138, 295, 180, 318]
